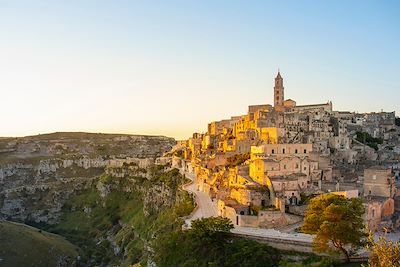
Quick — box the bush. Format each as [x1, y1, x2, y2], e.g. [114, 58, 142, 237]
[226, 153, 250, 168]
[395, 117, 400, 127]
[154, 221, 281, 267]
[355, 132, 383, 150]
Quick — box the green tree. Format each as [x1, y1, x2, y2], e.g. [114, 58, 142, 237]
[302, 194, 367, 262]
[365, 233, 400, 267]
[226, 153, 250, 168]
[154, 216, 281, 267]
[395, 117, 400, 127]
[355, 131, 383, 151]
[190, 216, 233, 240]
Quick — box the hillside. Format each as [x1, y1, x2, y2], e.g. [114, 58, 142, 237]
[0, 132, 187, 266]
[0, 220, 79, 267]
[0, 132, 175, 163]
[40, 165, 195, 266]
[0, 132, 175, 224]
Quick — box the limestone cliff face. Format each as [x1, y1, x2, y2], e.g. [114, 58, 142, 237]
[97, 163, 179, 216]
[0, 132, 175, 224]
[47, 163, 188, 266]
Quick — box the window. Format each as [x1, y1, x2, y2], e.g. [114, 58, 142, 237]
[295, 149, 298, 153]
[304, 149, 307, 153]
[284, 164, 287, 169]
[282, 148, 285, 154]
[271, 149, 275, 154]
[304, 166, 307, 171]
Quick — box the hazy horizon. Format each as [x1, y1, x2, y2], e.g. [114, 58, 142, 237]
[1, 1, 399, 140]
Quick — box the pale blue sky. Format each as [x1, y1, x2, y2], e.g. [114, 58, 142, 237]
[0, 1, 399, 139]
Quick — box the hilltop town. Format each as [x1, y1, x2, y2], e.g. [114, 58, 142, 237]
[173, 72, 400, 233]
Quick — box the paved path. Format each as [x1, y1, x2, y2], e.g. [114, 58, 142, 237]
[182, 171, 217, 226]
[180, 168, 314, 244]
[280, 221, 304, 234]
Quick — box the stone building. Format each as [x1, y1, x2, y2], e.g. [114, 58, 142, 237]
[364, 197, 395, 232]
[208, 117, 240, 136]
[217, 198, 293, 228]
[292, 102, 333, 113]
[363, 166, 396, 198]
[250, 143, 313, 159]
[248, 143, 327, 206]
[363, 166, 397, 232]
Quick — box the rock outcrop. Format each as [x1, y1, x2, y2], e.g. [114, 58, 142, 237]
[0, 132, 175, 224]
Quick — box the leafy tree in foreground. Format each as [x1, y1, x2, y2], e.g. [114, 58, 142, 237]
[154, 216, 281, 267]
[365, 233, 400, 267]
[190, 216, 234, 239]
[302, 194, 367, 262]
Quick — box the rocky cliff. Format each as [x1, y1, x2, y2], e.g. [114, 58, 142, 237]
[0, 132, 175, 224]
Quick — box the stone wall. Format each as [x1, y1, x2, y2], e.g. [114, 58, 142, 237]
[231, 232, 314, 253]
[258, 210, 288, 229]
[288, 205, 307, 216]
[238, 215, 259, 227]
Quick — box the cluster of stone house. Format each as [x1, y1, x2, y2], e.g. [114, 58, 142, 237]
[175, 71, 399, 232]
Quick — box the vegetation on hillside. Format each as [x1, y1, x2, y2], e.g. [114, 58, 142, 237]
[279, 255, 342, 267]
[226, 153, 251, 168]
[38, 167, 195, 266]
[395, 117, 400, 127]
[154, 217, 282, 267]
[355, 132, 383, 150]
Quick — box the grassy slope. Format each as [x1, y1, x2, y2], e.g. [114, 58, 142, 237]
[0, 221, 79, 267]
[42, 168, 195, 266]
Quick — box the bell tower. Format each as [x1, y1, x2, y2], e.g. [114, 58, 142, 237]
[274, 71, 284, 109]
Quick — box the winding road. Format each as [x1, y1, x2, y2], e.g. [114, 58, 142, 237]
[182, 171, 218, 227]
[181, 168, 313, 244]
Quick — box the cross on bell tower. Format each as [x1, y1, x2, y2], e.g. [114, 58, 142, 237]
[274, 70, 284, 109]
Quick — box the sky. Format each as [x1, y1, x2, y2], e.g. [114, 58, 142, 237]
[0, 1, 399, 140]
